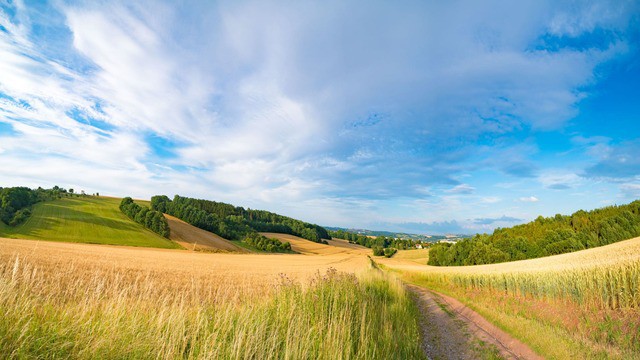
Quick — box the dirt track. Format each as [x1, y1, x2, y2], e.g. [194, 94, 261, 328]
[407, 284, 542, 360]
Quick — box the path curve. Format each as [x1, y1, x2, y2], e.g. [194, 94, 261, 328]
[407, 284, 543, 360]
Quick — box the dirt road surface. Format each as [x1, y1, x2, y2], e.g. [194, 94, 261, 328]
[407, 284, 543, 360]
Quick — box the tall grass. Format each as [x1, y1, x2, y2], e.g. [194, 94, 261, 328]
[392, 256, 640, 358]
[0, 255, 423, 359]
[412, 261, 640, 310]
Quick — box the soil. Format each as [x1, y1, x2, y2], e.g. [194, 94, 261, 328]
[407, 284, 543, 360]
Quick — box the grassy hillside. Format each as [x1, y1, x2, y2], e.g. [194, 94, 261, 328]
[0, 197, 180, 249]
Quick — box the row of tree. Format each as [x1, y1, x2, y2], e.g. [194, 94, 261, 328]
[151, 195, 329, 243]
[150, 195, 293, 252]
[119, 198, 170, 238]
[0, 186, 72, 226]
[429, 200, 640, 266]
[329, 229, 422, 250]
[242, 232, 292, 252]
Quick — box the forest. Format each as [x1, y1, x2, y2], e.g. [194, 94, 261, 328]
[0, 186, 71, 226]
[328, 229, 422, 251]
[119, 197, 170, 238]
[150, 195, 314, 252]
[151, 195, 329, 243]
[429, 200, 640, 266]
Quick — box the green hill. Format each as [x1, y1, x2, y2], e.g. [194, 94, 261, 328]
[0, 196, 181, 249]
[429, 199, 640, 266]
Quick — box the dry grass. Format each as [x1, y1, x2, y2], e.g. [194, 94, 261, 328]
[261, 233, 370, 256]
[165, 214, 248, 253]
[0, 238, 370, 291]
[380, 236, 640, 275]
[0, 238, 423, 359]
[381, 236, 640, 359]
[391, 249, 429, 264]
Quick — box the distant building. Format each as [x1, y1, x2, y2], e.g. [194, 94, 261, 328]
[415, 244, 423, 249]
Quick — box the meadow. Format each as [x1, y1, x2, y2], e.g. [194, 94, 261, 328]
[0, 197, 179, 249]
[379, 237, 640, 359]
[0, 238, 423, 359]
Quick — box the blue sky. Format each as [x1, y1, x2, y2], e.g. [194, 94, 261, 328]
[1, 0, 639, 234]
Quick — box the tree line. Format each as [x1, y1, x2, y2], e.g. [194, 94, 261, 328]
[150, 195, 293, 253]
[429, 200, 640, 266]
[0, 186, 75, 226]
[329, 229, 423, 251]
[151, 195, 329, 243]
[119, 197, 170, 238]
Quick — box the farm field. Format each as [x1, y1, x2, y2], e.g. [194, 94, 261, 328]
[378, 237, 640, 359]
[0, 197, 180, 249]
[262, 232, 369, 256]
[0, 237, 423, 358]
[166, 214, 248, 253]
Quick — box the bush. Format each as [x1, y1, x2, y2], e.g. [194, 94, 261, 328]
[242, 233, 291, 253]
[372, 247, 385, 256]
[383, 248, 398, 258]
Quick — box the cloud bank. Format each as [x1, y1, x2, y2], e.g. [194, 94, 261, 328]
[0, 0, 639, 233]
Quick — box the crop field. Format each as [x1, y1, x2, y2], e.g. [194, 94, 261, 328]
[379, 237, 640, 359]
[261, 233, 369, 256]
[166, 214, 248, 253]
[0, 237, 422, 359]
[0, 197, 179, 249]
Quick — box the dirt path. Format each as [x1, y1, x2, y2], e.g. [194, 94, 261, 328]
[407, 284, 543, 360]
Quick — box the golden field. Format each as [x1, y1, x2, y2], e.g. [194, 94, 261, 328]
[379, 237, 640, 359]
[0, 236, 424, 359]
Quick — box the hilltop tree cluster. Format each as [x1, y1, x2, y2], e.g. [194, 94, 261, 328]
[429, 200, 640, 266]
[329, 230, 421, 251]
[151, 195, 328, 241]
[0, 186, 73, 226]
[119, 197, 170, 238]
[150, 195, 300, 252]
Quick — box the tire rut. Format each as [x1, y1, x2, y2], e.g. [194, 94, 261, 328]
[406, 284, 543, 360]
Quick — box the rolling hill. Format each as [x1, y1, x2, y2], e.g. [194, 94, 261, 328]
[166, 214, 248, 253]
[0, 196, 181, 249]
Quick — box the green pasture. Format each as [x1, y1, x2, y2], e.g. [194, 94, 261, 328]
[0, 197, 180, 249]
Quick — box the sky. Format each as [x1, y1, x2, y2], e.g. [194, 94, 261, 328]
[1, 0, 639, 234]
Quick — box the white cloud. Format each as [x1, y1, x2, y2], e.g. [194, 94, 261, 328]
[519, 196, 540, 202]
[447, 184, 476, 194]
[0, 1, 637, 228]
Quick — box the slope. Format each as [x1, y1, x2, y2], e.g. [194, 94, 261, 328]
[261, 232, 369, 256]
[0, 197, 180, 249]
[165, 214, 248, 253]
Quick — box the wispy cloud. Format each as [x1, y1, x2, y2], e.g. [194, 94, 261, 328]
[0, 0, 638, 230]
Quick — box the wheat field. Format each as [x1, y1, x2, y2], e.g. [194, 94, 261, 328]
[380, 237, 640, 359]
[0, 237, 423, 359]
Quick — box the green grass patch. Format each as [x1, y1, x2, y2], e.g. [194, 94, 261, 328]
[0, 197, 180, 249]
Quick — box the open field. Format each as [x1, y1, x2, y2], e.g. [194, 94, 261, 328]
[0, 237, 422, 359]
[390, 248, 429, 264]
[379, 237, 640, 359]
[166, 214, 248, 253]
[0, 197, 180, 249]
[261, 233, 370, 256]
[0, 237, 371, 291]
